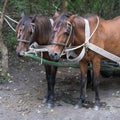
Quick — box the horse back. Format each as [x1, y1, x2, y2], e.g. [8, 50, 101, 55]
[90, 16, 120, 58]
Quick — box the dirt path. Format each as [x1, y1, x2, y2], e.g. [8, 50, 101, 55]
[0, 51, 120, 120]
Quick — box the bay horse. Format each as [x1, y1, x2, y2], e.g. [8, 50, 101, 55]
[48, 13, 120, 110]
[16, 12, 57, 109]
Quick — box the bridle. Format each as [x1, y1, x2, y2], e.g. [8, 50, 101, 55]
[50, 20, 73, 56]
[51, 21, 73, 47]
[17, 23, 35, 44]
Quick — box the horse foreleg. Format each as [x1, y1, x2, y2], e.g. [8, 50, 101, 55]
[44, 65, 57, 109]
[93, 58, 101, 110]
[87, 63, 93, 89]
[75, 61, 88, 108]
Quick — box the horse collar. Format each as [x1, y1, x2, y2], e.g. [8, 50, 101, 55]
[65, 19, 90, 62]
[66, 16, 100, 62]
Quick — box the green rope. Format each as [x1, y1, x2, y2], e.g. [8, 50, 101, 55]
[25, 53, 79, 68]
[24, 53, 120, 72]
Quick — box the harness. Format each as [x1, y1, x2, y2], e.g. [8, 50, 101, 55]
[17, 23, 35, 44]
[65, 17, 99, 62]
[17, 18, 54, 44]
[52, 16, 120, 65]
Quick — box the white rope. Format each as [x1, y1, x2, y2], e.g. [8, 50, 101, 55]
[0, 11, 18, 32]
[66, 19, 90, 62]
[25, 42, 49, 56]
[86, 16, 99, 43]
[65, 16, 99, 62]
[24, 43, 50, 64]
[65, 16, 99, 52]
[87, 43, 120, 65]
[65, 16, 120, 65]
[49, 18, 54, 26]
[4, 17, 16, 32]
[0, 11, 18, 24]
[65, 44, 84, 52]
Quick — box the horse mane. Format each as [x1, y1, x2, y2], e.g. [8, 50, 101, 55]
[83, 13, 98, 19]
[33, 14, 52, 44]
[55, 13, 99, 26]
[55, 13, 72, 25]
[16, 14, 52, 45]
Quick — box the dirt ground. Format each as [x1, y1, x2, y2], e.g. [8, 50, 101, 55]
[0, 50, 120, 120]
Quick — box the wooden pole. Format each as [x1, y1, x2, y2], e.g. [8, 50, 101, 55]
[0, 0, 8, 76]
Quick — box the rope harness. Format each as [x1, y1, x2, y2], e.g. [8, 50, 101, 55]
[65, 16, 120, 65]
[65, 16, 99, 62]
[20, 18, 54, 64]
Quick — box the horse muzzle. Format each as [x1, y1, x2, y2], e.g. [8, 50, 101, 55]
[49, 50, 61, 61]
[16, 50, 26, 57]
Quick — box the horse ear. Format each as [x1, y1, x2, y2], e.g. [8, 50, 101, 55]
[67, 15, 76, 23]
[31, 15, 37, 23]
[53, 11, 60, 20]
[21, 11, 25, 18]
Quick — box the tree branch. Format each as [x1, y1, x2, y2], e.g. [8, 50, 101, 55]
[0, 0, 8, 25]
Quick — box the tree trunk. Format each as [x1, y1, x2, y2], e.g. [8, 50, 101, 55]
[0, 0, 8, 76]
[61, 0, 68, 12]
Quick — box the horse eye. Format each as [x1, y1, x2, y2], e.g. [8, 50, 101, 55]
[65, 27, 71, 35]
[19, 29, 23, 33]
[29, 27, 33, 34]
[30, 31, 32, 35]
[50, 33, 54, 40]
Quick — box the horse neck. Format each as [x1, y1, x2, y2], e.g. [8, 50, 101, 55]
[73, 17, 85, 45]
[32, 15, 52, 45]
[73, 16, 98, 46]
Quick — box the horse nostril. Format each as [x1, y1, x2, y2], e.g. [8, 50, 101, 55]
[54, 52, 58, 56]
[16, 51, 23, 57]
[16, 52, 20, 57]
[50, 53, 55, 59]
[49, 51, 60, 61]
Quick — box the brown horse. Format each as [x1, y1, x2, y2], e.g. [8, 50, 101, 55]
[16, 12, 57, 109]
[49, 13, 120, 110]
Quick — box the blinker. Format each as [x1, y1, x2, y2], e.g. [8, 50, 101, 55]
[65, 26, 71, 35]
[65, 21, 72, 35]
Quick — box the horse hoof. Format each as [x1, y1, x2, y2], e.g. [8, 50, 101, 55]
[42, 98, 47, 104]
[47, 103, 53, 109]
[74, 104, 80, 109]
[74, 104, 82, 109]
[94, 105, 100, 111]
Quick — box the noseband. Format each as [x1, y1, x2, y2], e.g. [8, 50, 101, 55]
[17, 39, 30, 43]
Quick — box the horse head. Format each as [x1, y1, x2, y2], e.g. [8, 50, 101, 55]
[49, 13, 75, 60]
[16, 12, 36, 56]
[16, 12, 53, 57]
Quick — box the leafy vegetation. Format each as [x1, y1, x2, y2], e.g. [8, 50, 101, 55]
[0, 0, 120, 49]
